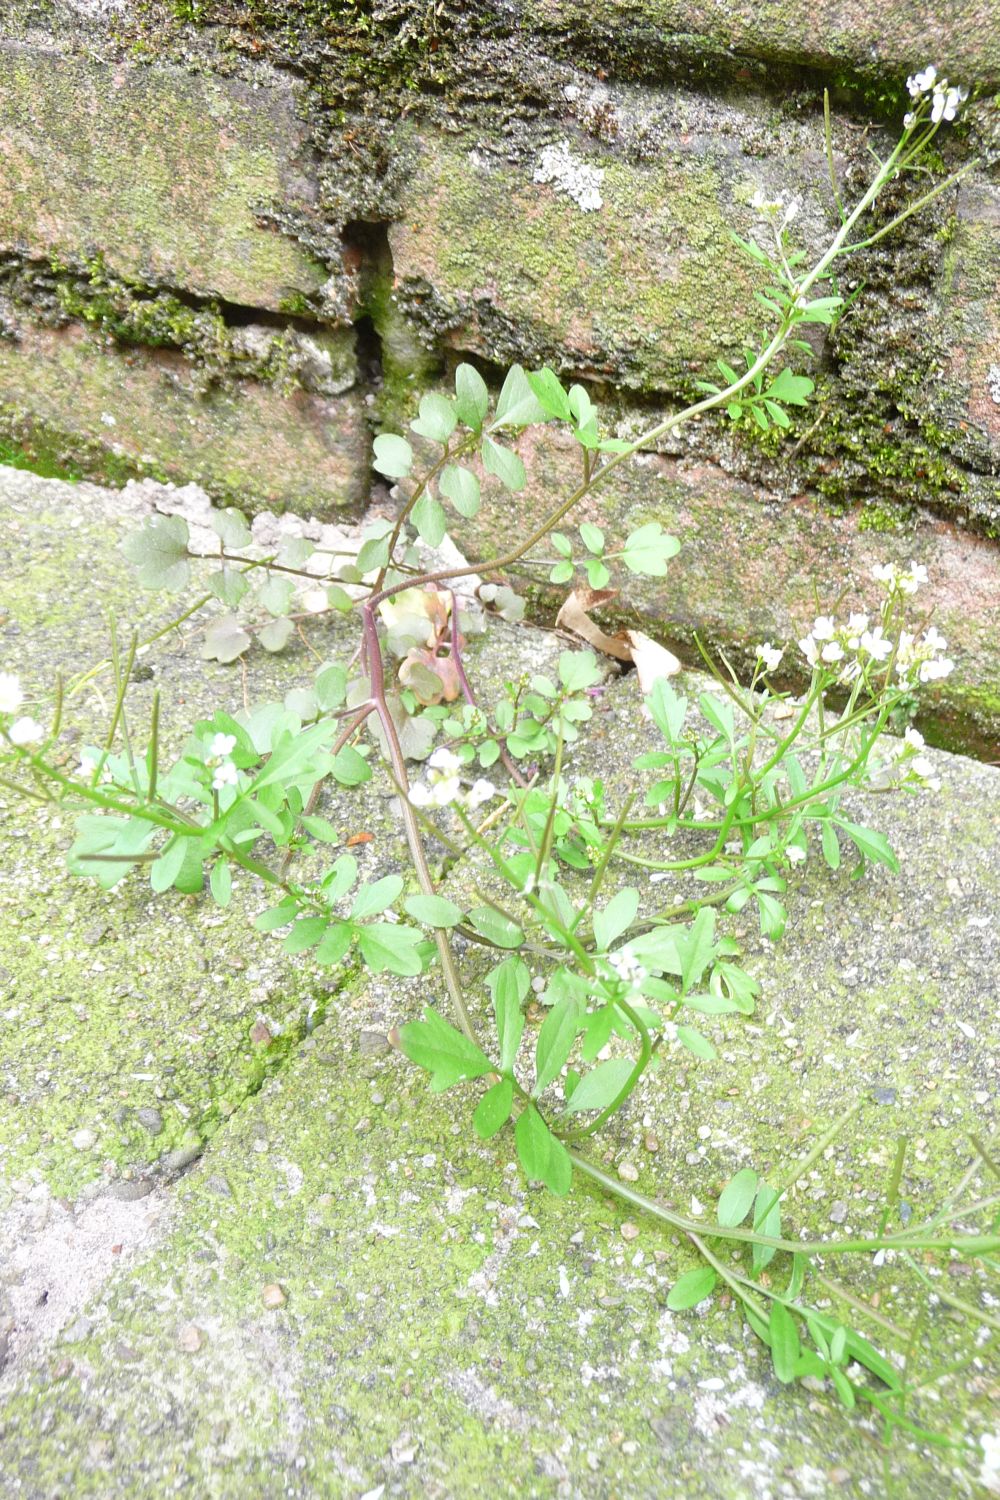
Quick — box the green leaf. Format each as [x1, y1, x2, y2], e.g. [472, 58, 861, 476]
[752, 1182, 782, 1273]
[820, 820, 841, 870]
[253, 897, 298, 932]
[646, 678, 687, 744]
[404, 892, 463, 928]
[487, 957, 529, 1071]
[258, 575, 294, 617]
[676, 1024, 717, 1061]
[314, 661, 348, 710]
[666, 1267, 717, 1311]
[584, 558, 609, 589]
[482, 437, 526, 492]
[593, 888, 640, 952]
[249, 719, 336, 793]
[410, 393, 457, 443]
[351, 874, 404, 919]
[717, 1168, 759, 1228]
[399, 1006, 494, 1090]
[210, 507, 252, 550]
[207, 566, 248, 609]
[321, 853, 357, 901]
[677, 908, 716, 994]
[563, 1057, 634, 1114]
[579, 522, 604, 555]
[473, 1078, 514, 1139]
[467, 906, 524, 949]
[439, 464, 481, 518]
[209, 858, 232, 908]
[549, 560, 574, 584]
[833, 819, 899, 873]
[558, 650, 602, 693]
[150, 835, 189, 894]
[491, 364, 547, 429]
[621, 522, 680, 577]
[283, 915, 328, 954]
[411, 491, 447, 547]
[514, 1104, 572, 1196]
[765, 367, 814, 407]
[372, 432, 413, 478]
[121, 515, 190, 592]
[454, 363, 489, 431]
[769, 1302, 800, 1384]
[326, 583, 354, 613]
[526, 366, 571, 420]
[258, 617, 295, 653]
[315, 920, 354, 966]
[331, 746, 372, 787]
[356, 922, 424, 976]
[533, 995, 580, 1096]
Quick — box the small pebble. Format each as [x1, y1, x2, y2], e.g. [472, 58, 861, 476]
[620, 1221, 640, 1241]
[136, 1107, 164, 1137]
[177, 1323, 204, 1352]
[618, 1162, 639, 1182]
[644, 1133, 660, 1153]
[261, 1283, 286, 1309]
[829, 1200, 848, 1224]
[72, 1128, 96, 1151]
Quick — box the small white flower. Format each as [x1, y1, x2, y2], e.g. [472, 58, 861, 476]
[812, 615, 836, 641]
[860, 627, 892, 662]
[0, 672, 23, 714]
[780, 197, 801, 228]
[903, 111, 915, 129]
[903, 727, 925, 750]
[409, 782, 433, 807]
[907, 64, 937, 98]
[209, 732, 237, 759]
[212, 759, 239, 791]
[608, 946, 648, 989]
[798, 634, 819, 667]
[756, 641, 784, 672]
[467, 778, 497, 810]
[847, 612, 869, 635]
[428, 746, 462, 775]
[921, 625, 947, 654]
[7, 715, 45, 746]
[821, 641, 845, 664]
[899, 560, 928, 595]
[786, 845, 806, 864]
[919, 655, 954, 682]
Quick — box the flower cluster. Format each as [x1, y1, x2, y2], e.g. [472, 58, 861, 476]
[0, 671, 45, 749]
[871, 560, 928, 596]
[797, 613, 892, 671]
[606, 946, 649, 992]
[869, 726, 942, 793]
[754, 642, 784, 673]
[904, 65, 968, 128]
[895, 626, 954, 687]
[408, 747, 496, 811]
[207, 732, 239, 792]
[750, 189, 800, 229]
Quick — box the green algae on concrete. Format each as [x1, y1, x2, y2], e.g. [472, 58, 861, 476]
[390, 128, 766, 392]
[431, 420, 1000, 758]
[0, 467, 396, 1197]
[1, 662, 997, 1494]
[0, 40, 328, 313]
[532, 0, 1000, 88]
[0, 320, 370, 514]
